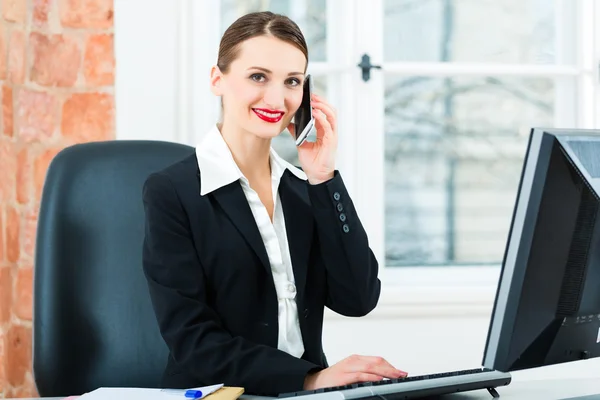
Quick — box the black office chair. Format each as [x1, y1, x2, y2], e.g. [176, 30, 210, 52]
[33, 140, 195, 397]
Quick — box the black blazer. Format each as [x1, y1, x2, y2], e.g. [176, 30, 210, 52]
[142, 153, 380, 395]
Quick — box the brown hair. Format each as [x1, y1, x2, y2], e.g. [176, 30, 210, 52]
[217, 11, 309, 73]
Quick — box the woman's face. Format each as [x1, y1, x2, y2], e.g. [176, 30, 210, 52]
[211, 35, 307, 140]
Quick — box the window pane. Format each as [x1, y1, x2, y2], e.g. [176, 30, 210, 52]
[220, 0, 327, 62]
[270, 76, 328, 165]
[384, 76, 572, 266]
[384, 0, 574, 64]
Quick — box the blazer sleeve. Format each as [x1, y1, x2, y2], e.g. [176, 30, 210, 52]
[306, 171, 381, 317]
[142, 172, 322, 395]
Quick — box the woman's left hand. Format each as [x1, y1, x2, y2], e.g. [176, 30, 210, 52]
[288, 93, 338, 185]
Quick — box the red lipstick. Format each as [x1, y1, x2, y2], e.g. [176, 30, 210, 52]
[253, 108, 284, 123]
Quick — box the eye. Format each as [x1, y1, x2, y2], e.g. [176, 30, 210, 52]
[287, 77, 301, 87]
[250, 73, 266, 83]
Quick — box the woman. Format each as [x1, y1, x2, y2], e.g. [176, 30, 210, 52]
[142, 11, 406, 396]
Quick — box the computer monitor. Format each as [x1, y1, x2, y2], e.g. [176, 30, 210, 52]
[483, 127, 600, 372]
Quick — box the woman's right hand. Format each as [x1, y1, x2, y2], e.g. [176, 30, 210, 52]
[303, 355, 408, 390]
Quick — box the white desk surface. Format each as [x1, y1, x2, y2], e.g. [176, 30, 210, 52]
[11, 377, 600, 400]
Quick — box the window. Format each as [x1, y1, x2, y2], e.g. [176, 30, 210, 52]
[355, 0, 598, 275]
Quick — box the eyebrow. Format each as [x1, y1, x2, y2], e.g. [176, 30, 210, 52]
[247, 66, 304, 76]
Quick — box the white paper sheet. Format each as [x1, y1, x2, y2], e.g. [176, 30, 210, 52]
[162, 384, 225, 398]
[78, 384, 224, 400]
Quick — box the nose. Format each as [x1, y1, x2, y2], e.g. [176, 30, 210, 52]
[262, 84, 285, 110]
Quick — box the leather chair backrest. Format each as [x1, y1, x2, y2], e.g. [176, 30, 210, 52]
[33, 140, 195, 397]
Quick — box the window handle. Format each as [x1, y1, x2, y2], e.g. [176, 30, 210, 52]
[357, 53, 382, 82]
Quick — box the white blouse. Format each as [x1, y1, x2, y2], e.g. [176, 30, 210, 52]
[196, 125, 307, 358]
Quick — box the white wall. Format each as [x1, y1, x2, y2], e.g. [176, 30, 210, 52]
[114, 0, 179, 142]
[114, 0, 600, 385]
[114, 0, 219, 145]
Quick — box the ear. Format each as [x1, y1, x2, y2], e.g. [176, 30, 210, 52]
[210, 65, 224, 96]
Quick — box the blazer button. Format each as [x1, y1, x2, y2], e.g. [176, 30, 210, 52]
[304, 309, 309, 318]
[333, 192, 341, 201]
[342, 224, 350, 233]
[337, 203, 343, 212]
[339, 213, 346, 222]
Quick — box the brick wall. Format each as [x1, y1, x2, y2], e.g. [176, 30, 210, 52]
[0, 0, 115, 397]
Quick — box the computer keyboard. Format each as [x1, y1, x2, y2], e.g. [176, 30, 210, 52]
[277, 367, 511, 400]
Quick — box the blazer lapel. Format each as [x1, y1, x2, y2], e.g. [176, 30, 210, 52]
[279, 171, 313, 303]
[211, 182, 271, 273]
[208, 170, 314, 304]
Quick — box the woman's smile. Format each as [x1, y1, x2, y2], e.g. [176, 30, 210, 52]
[253, 108, 285, 123]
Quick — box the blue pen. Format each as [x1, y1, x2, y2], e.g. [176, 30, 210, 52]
[184, 389, 203, 399]
[161, 388, 203, 399]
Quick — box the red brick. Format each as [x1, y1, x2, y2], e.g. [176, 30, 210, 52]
[0, 27, 6, 80]
[8, 30, 26, 84]
[0, 266, 12, 324]
[16, 148, 31, 204]
[0, 140, 16, 202]
[2, 0, 27, 24]
[59, 0, 113, 29]
[0, 209, 4, 262]
[5, 324, 32, 387]
[6, 206, 20, 263]
[21, 207, 39, 259]
[3, 86, 14, 137]
[7, 384, 37, 398]
[33, 0, 51, 28]
[62, 92, 114, 143]
[0, 333, 6, 389]
[14, 266, 33, 321]
[16, 89, 59, 143]
[34, 148, 61, 199]
[84, 34, 114, 86]
[10, 372, 38, 397]
[30, 32, 81, 87]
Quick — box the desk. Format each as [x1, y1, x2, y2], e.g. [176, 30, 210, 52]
[12, 378, 600, 400]
[437, 377, 600, 399]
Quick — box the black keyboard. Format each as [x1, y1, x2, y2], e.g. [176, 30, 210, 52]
[278, 367, 509, 398]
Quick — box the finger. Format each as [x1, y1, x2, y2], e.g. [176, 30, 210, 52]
[312, 109, 332, 142]
[347, 373, 384, 384]
[312, 109, 325, 139]
[365, 357, 407, 378]
[328, 372, 383, 388]
[312, 103, 336, 136]
[312, 95, 336, 120]
[311, 99, 337, 134]
[349, 356, 407, 379]
[311, 95, 336, 121]
[297, 139, 315, 151]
